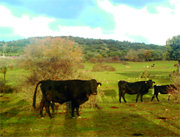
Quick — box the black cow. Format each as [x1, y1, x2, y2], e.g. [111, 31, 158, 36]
[33, 79, 101, 118]
[151, 84, 177, 101]
[118, 80, 155, 103]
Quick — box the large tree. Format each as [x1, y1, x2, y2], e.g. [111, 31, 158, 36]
[166, 35, 180, 60]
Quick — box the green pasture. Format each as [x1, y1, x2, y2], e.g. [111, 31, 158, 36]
[0, 60, 180, 136]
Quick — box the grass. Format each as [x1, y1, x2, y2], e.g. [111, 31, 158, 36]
[1, 94, 180, 136]
[0, 60, 180, 136]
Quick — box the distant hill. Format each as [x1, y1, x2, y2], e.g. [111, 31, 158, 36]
[0, 36, 166, 61]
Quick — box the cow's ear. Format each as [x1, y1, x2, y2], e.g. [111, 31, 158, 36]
[145, 81, 148, 84]
[97, 82, 102, 87]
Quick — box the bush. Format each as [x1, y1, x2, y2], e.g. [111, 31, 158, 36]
[21, 37, 84, 84]
[140, 70, 150, 79]
[0, 81, 16, 93]
[171, 74, 180, 103]
[92, 64, 116, 72]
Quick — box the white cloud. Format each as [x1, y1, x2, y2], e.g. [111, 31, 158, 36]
[0, 0, 180, 45]
[0, 5, 107, 40]
[97, 0, 180, 45]
[57, 25, 103, 38]
[0, 5, 56, 38]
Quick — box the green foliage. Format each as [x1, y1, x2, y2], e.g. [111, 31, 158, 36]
[0, 36, 166, 61]
[69, 36, 165, 61]
[0, 67, 7, 82]
[166, 35, 180, 60]
[140, 70, 150, 79]
[0, 59, 9, 83]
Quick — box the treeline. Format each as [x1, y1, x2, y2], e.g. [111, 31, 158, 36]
[0, 39, 29, 56]
[66, 36, 166, 62]
[0, 35, 179, 62]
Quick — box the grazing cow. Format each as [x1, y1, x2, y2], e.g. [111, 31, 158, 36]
[151, 64, 155, 68]
[118, 80, 155, 103]
[151, 85, 177, 101]
[33, 79, 101, 118]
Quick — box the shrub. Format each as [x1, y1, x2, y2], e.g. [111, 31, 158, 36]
[92, 64, 116, 72]
[0, 81, 15, 93]
[140, 70, 150, 79]
[171, 74, 180, 103]
[21, 37, 84, 84]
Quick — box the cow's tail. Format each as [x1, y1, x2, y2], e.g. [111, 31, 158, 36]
[33, 81, 42, 109]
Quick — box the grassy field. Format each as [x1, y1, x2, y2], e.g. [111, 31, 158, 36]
[1, 60, 180, 136]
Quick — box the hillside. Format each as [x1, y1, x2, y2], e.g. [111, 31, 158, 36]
[0, 36, 166, 61]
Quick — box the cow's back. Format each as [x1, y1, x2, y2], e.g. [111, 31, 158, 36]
[40, 80, 70, 103]
[118, 80, 153, 94]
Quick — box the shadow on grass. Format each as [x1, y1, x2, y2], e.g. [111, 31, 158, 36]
[92, 110, 179, 136]
[116, 71, 141, 78]
[1, 108, 179, 136]
[101, 89, 117, 103]
[1, 92, 179, 137]
[45, 112, 78, 137]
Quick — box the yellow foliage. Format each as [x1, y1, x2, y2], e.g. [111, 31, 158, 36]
[22, 37, 84, 83]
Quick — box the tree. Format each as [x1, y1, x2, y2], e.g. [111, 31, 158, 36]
[22, 37, 84, 84]
[144, 50, 152, 61]
[0, 66, 7, 83]
[0, 59, 9, 83]
[125, 49, 139, 61]
[166, 35, 180, 60]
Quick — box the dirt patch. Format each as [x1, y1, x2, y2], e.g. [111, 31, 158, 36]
[80, 118, 89, 121]
[56, 112, 67, 114]
[132, 133, 144, 136]
[0, 96, 10, 103]
[0, 100, 9, 103]
[156, 117, 175, 120]
[129, 104, 136, 107]
[0, 96, 9, 99]
[110, 106, 119, 109]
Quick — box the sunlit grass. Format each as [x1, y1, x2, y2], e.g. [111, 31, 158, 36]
[0, 60, 179, 136]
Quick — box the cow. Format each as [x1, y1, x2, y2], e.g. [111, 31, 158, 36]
[151, 84, 177, 101]
[33, 79, 101, 118]
[118, 80, 155, 103]
[151, 64, 155, 68]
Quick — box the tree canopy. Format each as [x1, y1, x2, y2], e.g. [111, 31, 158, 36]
[166, 35, 180, 60]
[0, 36, 169, 62]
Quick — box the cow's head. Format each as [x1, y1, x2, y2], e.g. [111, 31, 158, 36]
[90, 79, 102, 95]
[145, 80, 155, 88]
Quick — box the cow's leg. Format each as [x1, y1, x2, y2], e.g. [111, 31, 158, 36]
[45, 101, 52, 118]
[119, 92, 122, 103]
[71, 102, 75, 118]
[151, 95, 155, 101]
[168, 94, 171, 101]
[122, 93, 127, 103]
[50, 102, 55, 115]
[40, 99, 45, 117]
[76, 106, 81, 118]
[155, 94, 159, 102]
[136, 94, 140, 102]
[140, 94, 143, 102]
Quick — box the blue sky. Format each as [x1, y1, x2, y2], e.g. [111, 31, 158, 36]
[0, 0, 179, 45]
